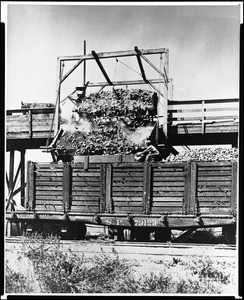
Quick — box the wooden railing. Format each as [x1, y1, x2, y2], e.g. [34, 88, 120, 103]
[168, 98, 239, 134]
[6, 107, 56, 140]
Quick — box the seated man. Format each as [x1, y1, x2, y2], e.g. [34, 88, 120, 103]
[135, 139, 160, 163]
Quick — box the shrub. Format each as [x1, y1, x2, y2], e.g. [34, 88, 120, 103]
[5, 234, 236, 294]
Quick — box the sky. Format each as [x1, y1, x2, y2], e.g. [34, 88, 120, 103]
[4, 2, 241, 111]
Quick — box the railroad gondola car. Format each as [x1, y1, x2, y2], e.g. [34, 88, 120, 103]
[6, 154, 237, 243]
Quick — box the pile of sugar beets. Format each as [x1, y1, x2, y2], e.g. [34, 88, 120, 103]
[57, 88, 156, 155]
[165, 147, 238, 162]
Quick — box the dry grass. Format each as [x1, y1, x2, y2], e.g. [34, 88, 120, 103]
[5, 233, 237, 295]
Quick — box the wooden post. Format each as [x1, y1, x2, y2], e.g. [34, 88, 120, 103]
[190, 162, 198, 214]
[54, 57, 61, 136]
[158, 50, 169, 137]
[83, 40, 86, 88]
[183, 163, 191, 214]
[143, 164, 152, 214]
[100, 164, 106, 213]
[26, 161, 36, 210]
[9, 151, 14, 193]
[231, 161, 237, 212]
[28, 109, 32, 138]
[201, 100, 205, 134]
[105, 164, 113, 212]
[63, 162, 72, 213]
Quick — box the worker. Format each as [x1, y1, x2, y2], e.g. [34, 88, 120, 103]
[135, 139, 160, 163]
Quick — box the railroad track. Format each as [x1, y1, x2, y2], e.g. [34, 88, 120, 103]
[5, 237, 236, 261]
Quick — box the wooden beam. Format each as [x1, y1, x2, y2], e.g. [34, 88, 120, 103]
[183, 163, 191, 214]
[26, 161, 35, 210]
[143, 164, 152, 214]
[100, 164, 106, 213]
[9, 151, 14, 192]
[190, 162, 197, 215]
[13, 184, 26, 197]
[231, 161, 237, 212]
[6, 172, 9, 190]
[12, 161, 21, 192]
[63, 162, 72, 213]
[59, 48, 167, 61]
[28, 109, 32, 138]
[158, 50, 169, 136]
[54, 58, 61, 136]
[87, 78, 165, 88]
[7, 107, 55, 115]
[105, 164, 113, 213]
[61, 59, 84, 83]
[134, 46, 147, 82]
[20, 150, 25, 206]
[92, 50, 113, 85]
[136, 47, 168, 87]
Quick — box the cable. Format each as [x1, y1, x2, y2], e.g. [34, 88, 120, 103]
[115, 57, 141, 76]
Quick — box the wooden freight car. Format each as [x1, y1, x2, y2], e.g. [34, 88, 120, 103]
[6, 155, 237, 242]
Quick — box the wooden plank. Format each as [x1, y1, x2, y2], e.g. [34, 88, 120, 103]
[28, 110, 33, 138]
[151, 207, 182, 213]
[59, 48, 167, 61]
[231, 161, 238, 212]
[197, 191, 231, 197]
[168, 103, 238, 110]
[36, 190, 64, 195]
[87, 78, 165, 88]
[197, 196, 231, 201]
[153, 182, 185, 187]
[72, 194, 101, 199]
[168, 98, 238, 105]
[199, 203, 231, 208]
[112, 197, 142, 203]
[63, 162, 72, 212]
[113, 206, 144, 212]
[169, 111, 239, 119]
[198, 182, 232, 186]
[113, 186, 145, 192]
[73, 173, 100, 178]
[143, 164, 152, 213]
[26, 161, 36, 210]
[113, 201, 143, 207]
[190, 162, 197, 214]
[152, 197, 184, 202]
[36, 195, 63, 200]
[153, 186, 185, 192]
[198, 177, 232, 182]
[36, 186, 63, 191]
[92, 50, 113, 85]
[198, 208, 231, 214]
[106, 164, 113, 212]
[153, 176, 185, 182]
[152, 202, 183, 207]
[153, 191, 184, 196]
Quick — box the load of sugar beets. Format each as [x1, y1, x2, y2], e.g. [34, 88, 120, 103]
[53, 88, 238, 162]
[57, 88, 157, 156]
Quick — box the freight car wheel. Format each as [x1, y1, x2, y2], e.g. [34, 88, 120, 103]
[154, 228, 171, 242]
[222, 225, 236, 244]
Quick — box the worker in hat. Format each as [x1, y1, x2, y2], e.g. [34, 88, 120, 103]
[135, 139, 160, 163]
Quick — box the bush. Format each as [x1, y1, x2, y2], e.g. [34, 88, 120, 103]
[5, 234, 236, 294]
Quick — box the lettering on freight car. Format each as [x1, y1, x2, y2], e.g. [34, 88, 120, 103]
[117, 219, 123, 225]
[134, 219, 157, 226]
[105, 219, 112, 225]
